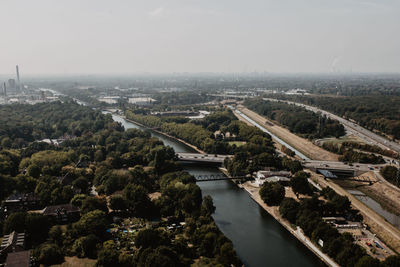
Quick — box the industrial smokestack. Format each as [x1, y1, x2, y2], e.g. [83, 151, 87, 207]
[16, 65, 20, 91]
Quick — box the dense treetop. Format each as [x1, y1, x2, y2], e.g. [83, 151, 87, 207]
[272, 94, 400, 140]
[244, 98, 345, 139]
[0, 102, 241, 267]
[0, 101, 113, 147]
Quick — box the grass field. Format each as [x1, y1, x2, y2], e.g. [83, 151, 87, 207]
[317, 135, 365, 146]
[228, 141, 246, 147]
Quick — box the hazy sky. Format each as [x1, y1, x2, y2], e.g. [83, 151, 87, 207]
[1, 0, 399, 74]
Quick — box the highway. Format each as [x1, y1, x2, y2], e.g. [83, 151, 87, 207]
[263, 98, 400, 155]
[302, 160, 385, 175]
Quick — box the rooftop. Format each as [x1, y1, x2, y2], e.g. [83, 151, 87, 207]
[42, 204, 80, 216]
[5, 250, 30, 267]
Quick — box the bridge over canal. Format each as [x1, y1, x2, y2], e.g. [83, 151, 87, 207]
[176, 153, 383, 183]
[176, 152, 233, 164]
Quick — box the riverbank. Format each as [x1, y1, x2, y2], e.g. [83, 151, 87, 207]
[123, 115, 337, 266]
[122, 116, 206, 154]
[241, 182, 339, 267]
[229, 105, 400, 253]
[212, 175, 337, 265]
[110, 111, 326, 266]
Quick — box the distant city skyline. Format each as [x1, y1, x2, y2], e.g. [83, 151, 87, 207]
[0, 0, 399, 74]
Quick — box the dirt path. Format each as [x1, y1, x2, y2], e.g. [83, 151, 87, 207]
[237, 106, 338, 161]
[308, 171, 400, 254]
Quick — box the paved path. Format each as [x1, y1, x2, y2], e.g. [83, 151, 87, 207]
[295, 227, 339, 267]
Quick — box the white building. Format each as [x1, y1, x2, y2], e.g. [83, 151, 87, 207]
[98, 96, 120, 104]
[128, 97, 156, 106]
[254, 170, 291, 187]
[285, 89, 309, 95]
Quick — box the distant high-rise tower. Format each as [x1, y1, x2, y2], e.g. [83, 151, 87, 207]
[3, 82, 6, 96]
[16, 65, 21, 91]
[8, 79, 16, 89]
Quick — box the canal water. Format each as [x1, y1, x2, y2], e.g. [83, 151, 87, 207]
[223, 107, 400, 231]
[111, 114, 324, 267]
[347, 190, 400, 229]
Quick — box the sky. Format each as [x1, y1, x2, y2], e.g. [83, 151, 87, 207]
[0, 0, 399, 74]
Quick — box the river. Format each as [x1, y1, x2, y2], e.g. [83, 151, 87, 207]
[111, 113, 324, 267]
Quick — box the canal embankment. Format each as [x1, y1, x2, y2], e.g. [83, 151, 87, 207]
[110, 112, 324, 266]
[241, 182, 339, 267]
[228, 105, 400, 254]
[119, 115, 335, 266]
[122, 116, 206, 154]
[216, 168, 338, 267]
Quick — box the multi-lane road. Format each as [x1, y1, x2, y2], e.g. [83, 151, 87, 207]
[263, 98, 400, 155]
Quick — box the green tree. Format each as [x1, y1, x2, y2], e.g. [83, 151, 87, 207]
[123, 184, 153, 217]
[290, 171, 312, 196]
[279, 197, 300, 223]
[81, 197, 108, 214]
[73, 177, 89, 193]
[3, 212, 27, 234]
[259, 182, 285, 206]
[27, 164, 41, 178]
[355, 255, 381, 267]
[135, 229, 169, 249]
[109, 195, 127, 211]
[72, 234, 99, 258]
[380, 166, 399, 185]
[49, 225, 63, 246]
[25, 213, 51, 245]
[201, 195, 216, 216]
[96, 240, 119, 267]
[218, 242, 241, 267]
[70, 194, 87, 208]
[382, 255, 400, 267]
[36, 243, 64, 265]
[330, 194, 351, 213]
[73, 210, 109, 237]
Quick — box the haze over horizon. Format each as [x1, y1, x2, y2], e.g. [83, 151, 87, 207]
[1, 0, 399, 75]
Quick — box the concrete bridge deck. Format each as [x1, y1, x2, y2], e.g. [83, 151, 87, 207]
[176, 152, 233, 164]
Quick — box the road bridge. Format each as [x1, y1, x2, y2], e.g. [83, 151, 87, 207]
[303, 160, 384, 174]
[304, 160, 384, 184]
[316, 169, 376, 184]
[193, 174, 250, 182]
[176, 152, 233, 164]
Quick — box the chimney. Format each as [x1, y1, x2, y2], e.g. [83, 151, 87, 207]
[16, 65, 21, 91]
